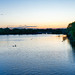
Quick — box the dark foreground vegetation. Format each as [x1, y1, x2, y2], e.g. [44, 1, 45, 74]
[67, 22, 75, 40]
[67, 21, 75, 46]
[0, 28, 67, 35]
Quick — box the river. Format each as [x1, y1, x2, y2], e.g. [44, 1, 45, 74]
[0, 34, 75, 75]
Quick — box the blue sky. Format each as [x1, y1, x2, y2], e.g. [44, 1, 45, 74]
[0, 0, 75, 28]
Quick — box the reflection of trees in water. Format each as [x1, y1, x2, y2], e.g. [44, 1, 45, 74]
[68, 39, 75, 63]
[62, 35, 67, 42]
[61, 36, 75, 63]
[68, 38, 75, 49]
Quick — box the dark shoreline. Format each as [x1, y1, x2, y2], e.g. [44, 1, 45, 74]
[0, 28, 67, 35]
[67, 21, 75, 46]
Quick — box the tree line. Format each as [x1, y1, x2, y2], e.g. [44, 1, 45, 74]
[67, 21, 75, 41]
[0, 28, 67, 35]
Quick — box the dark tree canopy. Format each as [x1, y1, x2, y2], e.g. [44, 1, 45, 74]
[67, 21, 75, 39]
[0, 28, 66, 35]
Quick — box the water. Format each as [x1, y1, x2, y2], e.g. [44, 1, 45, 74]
[0, 34, 75, 75]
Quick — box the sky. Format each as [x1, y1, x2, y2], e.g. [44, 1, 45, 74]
[0, 0, 75, 28]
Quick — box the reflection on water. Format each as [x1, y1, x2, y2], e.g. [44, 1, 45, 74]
[0, 34, 75, 75]
[67, 39, 75, 63]
[62, 35, 67, 42]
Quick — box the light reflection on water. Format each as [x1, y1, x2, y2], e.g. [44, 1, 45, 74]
[0, 34, 75, 75]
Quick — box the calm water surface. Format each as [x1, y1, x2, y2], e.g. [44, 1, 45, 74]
[0, 34, 75, 75]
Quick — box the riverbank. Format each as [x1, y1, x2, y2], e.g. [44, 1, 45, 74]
[0, 28, 67, 35]
[67, 21, 75, 46]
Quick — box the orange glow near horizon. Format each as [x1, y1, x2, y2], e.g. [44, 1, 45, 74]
[0, 23, 68, 29]
[31, 25, 67, 29]
[0, 21, 70, 29]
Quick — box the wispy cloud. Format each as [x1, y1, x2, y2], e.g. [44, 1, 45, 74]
[18, 25, 37, 28]
[8, 25, 38, 29]
[0, 14, 4, 15]
[25, 25, 37, 28]
[0, 14, 7, 15]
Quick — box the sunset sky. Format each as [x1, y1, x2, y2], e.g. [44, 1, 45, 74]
[0, 0, 75, 28]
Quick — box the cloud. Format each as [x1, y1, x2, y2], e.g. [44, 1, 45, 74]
[0, 14, 7, 15]
[21, 25, 37, 28]
[26, 26, 37, 27]
[9, 25, 38, 29]
[0, 14, 4, 15]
